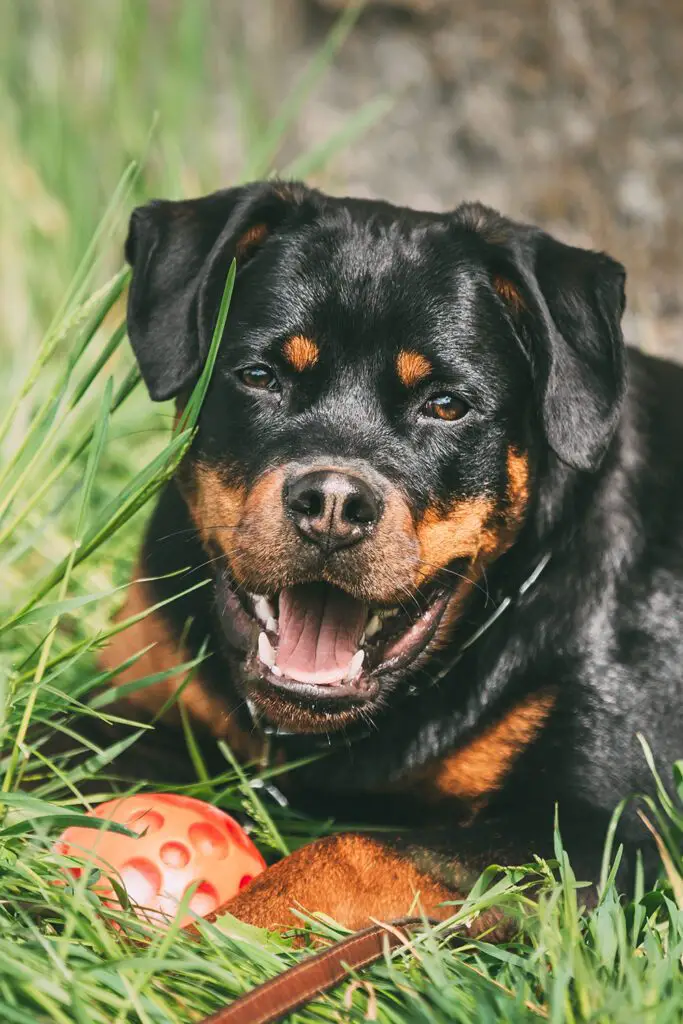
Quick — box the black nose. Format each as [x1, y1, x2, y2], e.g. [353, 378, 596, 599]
[284, 469, 382, 553]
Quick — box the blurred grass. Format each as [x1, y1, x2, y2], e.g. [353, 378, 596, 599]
[0, 0, 386, 379]
[1, 2, 205, 365]
[0, 2, 681, 1022]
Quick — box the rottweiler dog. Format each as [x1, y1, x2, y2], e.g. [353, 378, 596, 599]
[99, 180, 680, 931]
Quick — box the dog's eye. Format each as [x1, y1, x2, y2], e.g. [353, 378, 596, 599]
[421, 395, 469, 422]
[237, 365, 279, 391]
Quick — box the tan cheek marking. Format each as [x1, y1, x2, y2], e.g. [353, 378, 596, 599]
[396, 350, 432, 388]
[416, 497, 496, 583]
[493, 275, 526, 312]
[226, 466, 294, 590]
[282, 335, 319, 372]
[185, 463, 247, 552]
[416, 452, 530, 588]
[235, 222, 268, 259]
[419, 691, 556, 804]
[98, 575, 261, 756]
[414, 470, 530, 649]
[506, 447, 530, 524]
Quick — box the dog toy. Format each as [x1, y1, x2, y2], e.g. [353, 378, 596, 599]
[56, 793, 266, 927]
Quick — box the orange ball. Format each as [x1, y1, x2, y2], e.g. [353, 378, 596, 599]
[56, 793, 266, 927]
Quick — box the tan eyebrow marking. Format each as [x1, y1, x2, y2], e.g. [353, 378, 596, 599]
[235, 223, 268, 259]
[492, 275, 526, 312]
[282, 335, 319, 372]
[396, 350, 432, 387]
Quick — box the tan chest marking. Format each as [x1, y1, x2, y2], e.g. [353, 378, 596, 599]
[412, 690, 556, 804]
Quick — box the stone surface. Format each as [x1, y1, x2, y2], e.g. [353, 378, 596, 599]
[219, 0, 683, 360]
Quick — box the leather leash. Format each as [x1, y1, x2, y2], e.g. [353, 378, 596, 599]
[200, 916, 454, 1024]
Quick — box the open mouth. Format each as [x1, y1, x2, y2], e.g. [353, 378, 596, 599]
[240, 580, 451, 704]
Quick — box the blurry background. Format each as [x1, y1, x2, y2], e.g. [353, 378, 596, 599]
[2, 0, 683, 367]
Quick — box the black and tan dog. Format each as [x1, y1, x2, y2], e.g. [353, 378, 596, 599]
[100, 180, 680, 931]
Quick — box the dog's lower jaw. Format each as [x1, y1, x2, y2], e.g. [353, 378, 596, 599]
[217, 575, 467, 736]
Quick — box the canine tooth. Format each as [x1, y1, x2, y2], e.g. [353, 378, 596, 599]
[345, 649, 365, 680]
[258, 631, 276, 668]
[380, 607, 399, 619]
[253, 596, 276, 626]
[271, 665, 282, 677]
[253, 597, 269, 624]
[365, 614, 382, 638]
[266, 616, 278, 634]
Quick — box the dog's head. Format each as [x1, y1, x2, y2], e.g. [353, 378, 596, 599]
[125, 182, 626, 734]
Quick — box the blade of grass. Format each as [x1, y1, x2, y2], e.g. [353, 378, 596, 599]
[0, 164, 137, 449]
[0, 364, 141, 555]
[281, 94, 393, 180]
[1, 378, 113, 794]
[241, 2, 363, 179]
[0, 428, 192, 632]
[218, 740, 289, 857]
[176, 259, 236, 434]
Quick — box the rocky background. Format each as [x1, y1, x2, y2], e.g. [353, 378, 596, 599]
[3, 0, 683, 360]
[228, 0, 683, 359]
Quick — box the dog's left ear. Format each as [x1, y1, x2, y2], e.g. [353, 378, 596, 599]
[524, 233, 627, 472]
[458, 204, 627, 472]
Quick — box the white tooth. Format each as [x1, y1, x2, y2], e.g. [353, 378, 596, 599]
[365, 614, 382, 638]
[258, 631, 276, 668]
[345, 649, 365, 681]
[253, 596, 276, 626]
[380, 607, 399, 619]
[271, 665, 282, 676]
[266, 616, 278, 634]
[253, 597, 269, 625]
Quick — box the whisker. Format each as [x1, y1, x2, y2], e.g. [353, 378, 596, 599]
[191, 553, 226, 574]
[375, 566, 421, 619]
[414, 558, 492, 602]
[479, 565, 492, 608]
[156, 524, 240, 543]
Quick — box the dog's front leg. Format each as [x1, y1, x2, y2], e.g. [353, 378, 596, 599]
[215, 831, 506, 933]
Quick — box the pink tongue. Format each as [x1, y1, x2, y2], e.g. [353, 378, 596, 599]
[276, 584, 368, 685]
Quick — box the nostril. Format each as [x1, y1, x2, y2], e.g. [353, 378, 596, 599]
[289, 487, 323, 519]
[285, 469, 382, 549]
[343, 495, 375, 526]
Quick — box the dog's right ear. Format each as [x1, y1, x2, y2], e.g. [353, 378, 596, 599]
[125, 182, 313, 401]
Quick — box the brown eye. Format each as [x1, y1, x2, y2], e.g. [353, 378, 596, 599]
[422, 394, 469, 422]
[238, 365, 279, 391]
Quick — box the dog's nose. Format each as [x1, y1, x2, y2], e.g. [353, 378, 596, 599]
[284, 469, 382, 553]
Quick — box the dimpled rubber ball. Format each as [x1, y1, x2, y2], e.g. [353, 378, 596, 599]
[56, 793, 266, 927]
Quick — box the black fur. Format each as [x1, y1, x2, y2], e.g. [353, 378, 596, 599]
[118, 181, 680, 889]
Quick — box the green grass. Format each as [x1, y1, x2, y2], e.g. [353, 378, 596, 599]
[0, 3, 681, 1021]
